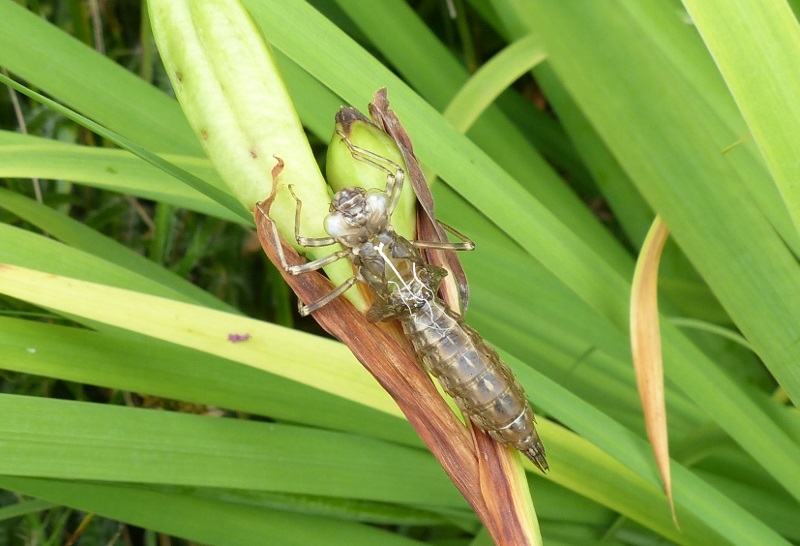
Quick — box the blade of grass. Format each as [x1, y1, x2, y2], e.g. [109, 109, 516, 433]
[0, 0, 200, 156]
[682, 0, 800, 236]
[0, 187, 235, 312]
[443, 33, 546, 133]
[0, 264, 399, 419]
[0, 498, 56, 522]
[0, 393, 461, 507]
[0, 132, 241, 223]
[0, 476, 429, 546]
[499, 0, 800, 501]
[0, 72, 251, 222]
[0, 224, 205, 304]
[0, 316, 415, 445]
[509, 359, 790, 546]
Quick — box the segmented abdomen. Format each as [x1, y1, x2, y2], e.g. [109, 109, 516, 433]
[399, 298, 548, 471]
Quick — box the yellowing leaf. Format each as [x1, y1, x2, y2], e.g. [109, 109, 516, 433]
[630, 216, 677, 526]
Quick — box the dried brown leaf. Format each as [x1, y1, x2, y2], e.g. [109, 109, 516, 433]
[630, 215, 678, 527]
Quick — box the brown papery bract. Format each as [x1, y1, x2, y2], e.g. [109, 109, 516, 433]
[368, 89, 471, 313]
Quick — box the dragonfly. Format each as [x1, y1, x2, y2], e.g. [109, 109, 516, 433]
[261, 133, 548, 472]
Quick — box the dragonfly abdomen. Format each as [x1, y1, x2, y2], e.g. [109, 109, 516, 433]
[400, 298, 548, 471]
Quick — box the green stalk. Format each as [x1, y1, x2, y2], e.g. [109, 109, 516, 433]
[148, 0, 356, 301]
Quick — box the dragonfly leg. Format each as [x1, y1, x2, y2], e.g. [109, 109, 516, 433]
[256, 197, 348, 276]
[258, 196, 356, 314]
[413, 220, 475, 252]
[257, 169, 358, 315]
[298, 275, 358, 316]
[288, 249, 351, 275]
[336, 130, 405, 216]
[286, 185, 337, 248]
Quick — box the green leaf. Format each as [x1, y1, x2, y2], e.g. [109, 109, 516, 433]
[0, 0, 200, 155]
[683, 0, 800, 236]
[0, 479, 430, 546]
[0, 264, 399, 418]
[0, 393, 460, 508]
[0, 132, 240, 223]
[0, 187, 235, 312]
[0, 316, 415, 445]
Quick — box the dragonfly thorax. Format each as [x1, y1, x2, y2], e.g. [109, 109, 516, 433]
[324, 186, 391, 248]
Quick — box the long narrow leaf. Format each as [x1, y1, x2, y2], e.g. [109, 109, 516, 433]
[683, 0, 800, 236]
[630, 217, 675, 522]
[0, 476, 428, 546]
[0, 72, 250, 222]
[0, 264, 398, 418]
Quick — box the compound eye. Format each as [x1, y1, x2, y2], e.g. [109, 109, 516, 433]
[365, 191, 390, 225]
[324, 212, 349, 239]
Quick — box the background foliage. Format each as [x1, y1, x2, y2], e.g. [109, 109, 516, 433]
[1, 0, 799, 545]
